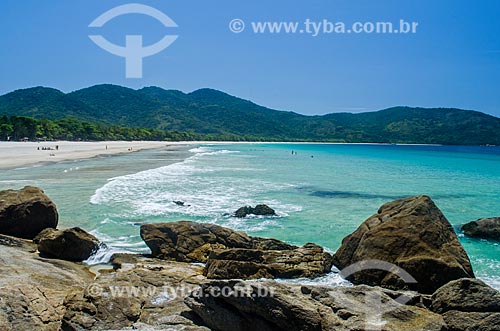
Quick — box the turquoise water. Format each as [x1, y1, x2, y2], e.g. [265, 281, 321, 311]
[1, 143, 499, 289]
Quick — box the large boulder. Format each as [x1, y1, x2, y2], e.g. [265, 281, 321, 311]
[185, 280, 447, 331]
[204, 243, 333, 279]
[430, 278, 500, 331]
[0, 186, 58, 239]
[140, 221, 295, 262]
[234, 204, 276, 218]
[461, 217, 500, 240]
[332, 195, 474, 294]
[36, 227, 100, 261]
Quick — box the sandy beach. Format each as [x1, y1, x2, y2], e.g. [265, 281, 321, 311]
[0, 141, 443, 170]
[0, 141, 175, 169]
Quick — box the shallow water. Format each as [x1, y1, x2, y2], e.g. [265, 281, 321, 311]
[1, 143, 499, 289]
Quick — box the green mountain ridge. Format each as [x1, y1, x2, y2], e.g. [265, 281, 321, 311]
[1, 84, 499, 144]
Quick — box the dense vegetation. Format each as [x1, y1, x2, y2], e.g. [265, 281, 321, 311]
[0, 116, 287, 142]
[1, 85, 500, 144]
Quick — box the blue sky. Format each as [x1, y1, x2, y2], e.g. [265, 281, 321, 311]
[1, 0, 499, 116]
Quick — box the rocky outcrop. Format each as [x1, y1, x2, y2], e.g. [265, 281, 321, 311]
[332, 195, 474, 294]
[234, 204, 276, 218]
[430, 278, 500, 331]
[62, 255, 209, 331]
[0, 186, 58, 239]
[204, 243, 333, 279]
[461, 217, 500, 240]
[185, 280, 447, 331]
[36, 227, 100, 261]
[140, 221, 295, 262]
[0, 234, 92, 331]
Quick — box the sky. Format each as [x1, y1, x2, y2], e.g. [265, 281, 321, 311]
[1, 0, 499, 116]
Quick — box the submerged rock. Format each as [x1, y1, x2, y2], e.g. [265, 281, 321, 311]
[461, 217, 500, 240]
[0, 186, 58, 239]
[204, 243, 333, 279]
[36, 227, 100, 261]
[234, 204, 276, 218]
[332, 195, 474, 294]
[140, 221, 295, 263]
[185, 280, 447, 331]
[431, 278, 500, 331]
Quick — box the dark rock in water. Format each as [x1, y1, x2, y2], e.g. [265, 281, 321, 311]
[234, 204, 276, 218]
[173, 200, 190, 207]
[461, 217, 500, 240]
[332, 195, 475, 294]
[204, 243, 333, 279]
[0, 186, 58, 239]
[36, 227, 100, 261]
[140, 221, 295, 263]
[185, 280, 447, 331]
[430, 278, 500, 331]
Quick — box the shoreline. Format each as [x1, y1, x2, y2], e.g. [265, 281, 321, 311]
[0, 141, 193, 170]
[2, 140, 491, 170]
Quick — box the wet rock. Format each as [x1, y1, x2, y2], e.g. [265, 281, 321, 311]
[0, 186, 58, 239]
[36, 227, 100, 262]
[234, 204, 276, 218]
[461, 217, 500, 241]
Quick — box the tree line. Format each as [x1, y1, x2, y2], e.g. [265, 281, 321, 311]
[0, 116, 284, 142]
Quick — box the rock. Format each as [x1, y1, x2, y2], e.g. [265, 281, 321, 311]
[0, 186, 58, 239]
[252, 237, 296, 250]
[332, 195, 475, 294]
[140, 221, 295, 262]
[234, 204, 276, 218]
[37, 227, 100, 261]
[461, 217, 500, 240]
[173, 200, 190, 207]
[62, 256, 210, 331]
[185, 280, 447, 331]
[204, 243, 333, 279]
[430, 278, 500, 331]
[431, 278, 500, 314]
[0, 235, 92, 331]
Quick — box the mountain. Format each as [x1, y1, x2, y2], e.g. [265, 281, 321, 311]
[1, 84, 500, 144]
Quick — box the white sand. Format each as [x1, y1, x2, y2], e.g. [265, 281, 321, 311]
[0, 141, 174, 169]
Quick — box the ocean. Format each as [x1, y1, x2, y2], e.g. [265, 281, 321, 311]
[1, 143, 499, 289]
